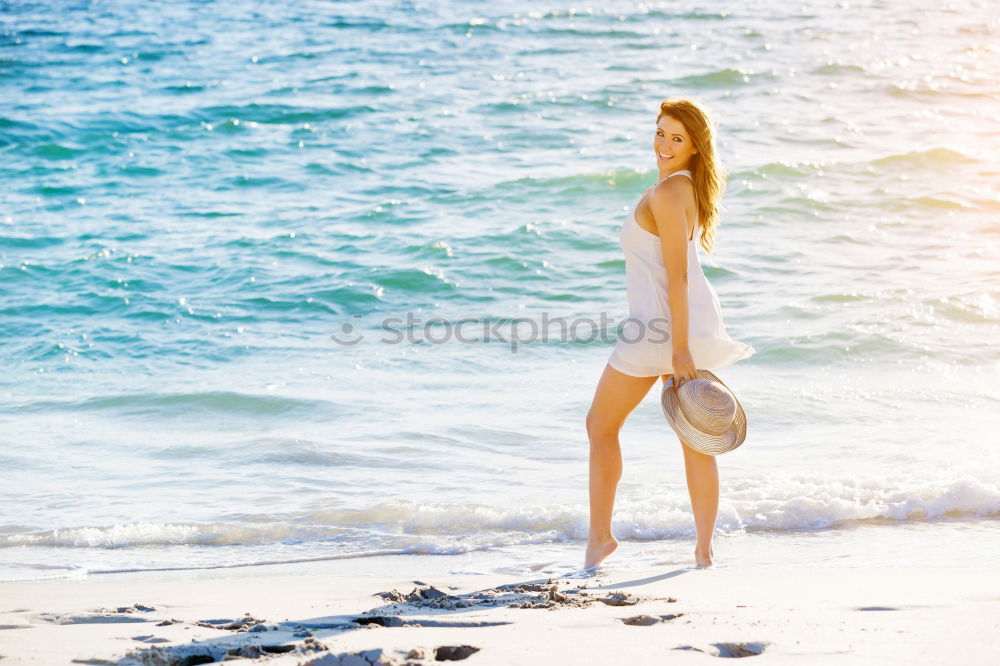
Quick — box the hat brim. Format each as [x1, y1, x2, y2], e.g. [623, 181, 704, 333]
[660, 369, 747, 456]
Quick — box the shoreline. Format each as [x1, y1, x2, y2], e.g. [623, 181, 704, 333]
[7, 516, 998, 585]
[1, 555, 997, 665]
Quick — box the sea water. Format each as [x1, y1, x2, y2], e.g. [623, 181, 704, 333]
[1, 0, 998, 581]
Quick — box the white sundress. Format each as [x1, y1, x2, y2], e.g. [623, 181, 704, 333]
[607, 169, 755, 377]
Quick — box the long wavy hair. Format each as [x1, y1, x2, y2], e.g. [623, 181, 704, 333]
[656, 97, 728, 255]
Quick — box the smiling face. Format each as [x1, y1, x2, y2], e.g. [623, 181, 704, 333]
[653, 114, 698, 174]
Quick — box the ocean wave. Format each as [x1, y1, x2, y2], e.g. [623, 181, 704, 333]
[674, 67, 777, 87]
[871, 147, 976, 168]
[4, 472, 996, 550]
[492, 168, 651, 196]
[812, 62, 866, 75]
[9, 390, 323, 416]
[190, 103, 377, 125]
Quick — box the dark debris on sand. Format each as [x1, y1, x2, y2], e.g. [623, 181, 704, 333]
[194, 612, 270, 632]
[95, 604, 156, 614]
[299, 644, 480, 665]
[367, 579, 667, 613]
[620, 612, 685, 626]
[374, 585, 465, 607]
[124, 635, 328, 665]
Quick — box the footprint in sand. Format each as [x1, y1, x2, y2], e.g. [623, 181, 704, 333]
[620, 613, 685, 626]
[674, 641, 769, 658]
[301, 645, 480, 665]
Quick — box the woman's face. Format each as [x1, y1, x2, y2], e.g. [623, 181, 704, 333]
[653, 115, 697, 171]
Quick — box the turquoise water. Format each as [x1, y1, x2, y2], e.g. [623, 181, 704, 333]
[1, 1, 999, 581]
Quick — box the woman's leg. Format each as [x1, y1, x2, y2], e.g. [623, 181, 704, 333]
[662, 373, 719, 566]
[584, 364, 658, 568]
[681, 440, 718, 566]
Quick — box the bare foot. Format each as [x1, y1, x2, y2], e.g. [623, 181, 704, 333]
[694, 545, 714, 568]
[584, 535, 618, 568]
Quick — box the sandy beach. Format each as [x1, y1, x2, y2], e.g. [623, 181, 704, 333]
[2, 559, 997, 665]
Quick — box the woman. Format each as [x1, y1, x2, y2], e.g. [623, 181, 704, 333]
[585, 97, 754, 569]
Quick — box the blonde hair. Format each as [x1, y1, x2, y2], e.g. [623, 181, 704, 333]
[656, 96, 728, 255]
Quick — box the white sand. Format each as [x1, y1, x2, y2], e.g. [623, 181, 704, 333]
[1, 562, 997, 665]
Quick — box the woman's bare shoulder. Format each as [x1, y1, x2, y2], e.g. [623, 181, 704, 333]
[649, 174, 694, 203]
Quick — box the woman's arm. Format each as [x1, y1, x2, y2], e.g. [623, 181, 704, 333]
[649, 180, 698, 383]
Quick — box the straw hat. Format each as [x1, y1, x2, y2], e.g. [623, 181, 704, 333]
[660, 369, 747, 456]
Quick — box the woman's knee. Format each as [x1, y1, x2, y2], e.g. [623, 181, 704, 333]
[586, 409, 620, 440]
[682, 441, 716, 464]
